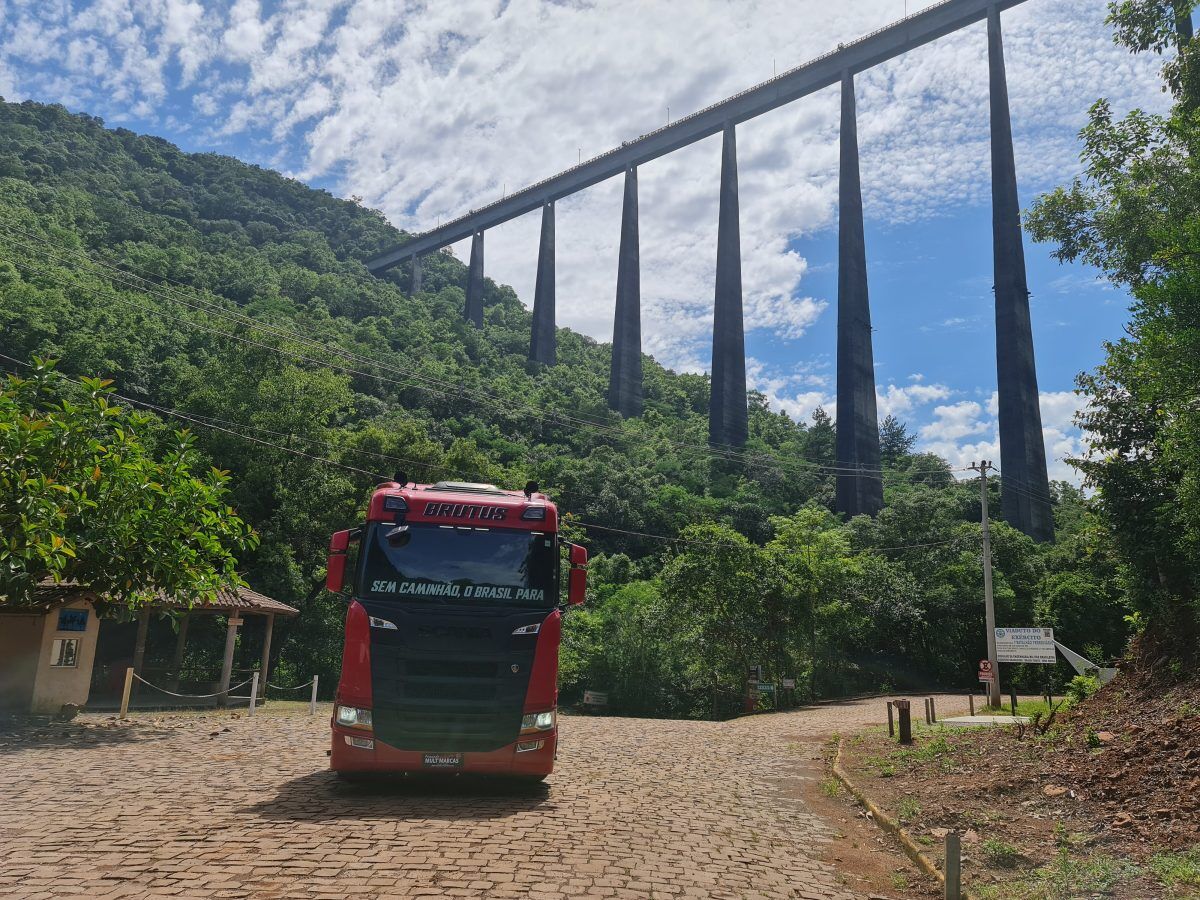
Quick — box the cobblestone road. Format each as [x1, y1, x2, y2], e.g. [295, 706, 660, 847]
[0, 697, 963, 899]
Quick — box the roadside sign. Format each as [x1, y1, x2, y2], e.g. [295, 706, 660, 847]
[757, 683, 775, 695]
[978, 659, 994, 682]
[995, 627, 1056, 664]
[583, 690, 608, 706]
[781, 678, 796, 689]
[747, 665, 763, 682]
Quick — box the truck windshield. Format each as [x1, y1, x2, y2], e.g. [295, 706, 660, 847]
[358, 523, 557, 607]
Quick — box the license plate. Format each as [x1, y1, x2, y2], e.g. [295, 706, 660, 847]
[423, 753, 463, 768]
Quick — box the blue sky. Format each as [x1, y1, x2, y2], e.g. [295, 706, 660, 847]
[0, 0, 1172, 480]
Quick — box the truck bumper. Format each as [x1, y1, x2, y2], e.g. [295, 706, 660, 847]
[330, 722, 556, 777]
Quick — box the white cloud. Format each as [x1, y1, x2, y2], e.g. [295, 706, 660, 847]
[919, 389, 1087, 483]
[876, 381, 953, 418]
[0, 0, 1144, 482]
[0, 0, 1167, 376]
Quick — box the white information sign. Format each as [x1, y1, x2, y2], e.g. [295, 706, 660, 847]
[995, 627, 1056, 664]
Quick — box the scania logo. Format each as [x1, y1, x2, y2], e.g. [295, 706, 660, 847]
[423, 502, 508, 521]
[416, 625, 490, 641]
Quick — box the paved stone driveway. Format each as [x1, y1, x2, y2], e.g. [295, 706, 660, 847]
[0, 696, 964, 899]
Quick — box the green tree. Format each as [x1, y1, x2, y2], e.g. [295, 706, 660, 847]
[0, 359, 258, 607]
[879, 414, 917, 466]
[1026, 0, 1199, 646]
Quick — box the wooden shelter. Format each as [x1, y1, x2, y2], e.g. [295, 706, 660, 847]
[1, 581, 298, 713]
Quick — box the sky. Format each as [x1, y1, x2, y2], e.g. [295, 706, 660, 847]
[0, 0, 1173, 482]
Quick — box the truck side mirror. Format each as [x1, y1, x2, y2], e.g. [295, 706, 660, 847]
[566, 543, 588, 606]
[327, 530, 352, 593]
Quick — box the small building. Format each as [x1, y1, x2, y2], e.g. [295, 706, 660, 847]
[0, 582, 298, 715]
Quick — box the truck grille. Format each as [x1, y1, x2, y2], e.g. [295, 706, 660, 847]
[359, 603, 542, 753]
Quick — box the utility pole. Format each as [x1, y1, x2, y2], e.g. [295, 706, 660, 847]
[970, 460, 1001, 707]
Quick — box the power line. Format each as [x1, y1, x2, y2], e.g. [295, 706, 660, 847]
[0, 223, 971, 486]
[1, 354, 975, 558]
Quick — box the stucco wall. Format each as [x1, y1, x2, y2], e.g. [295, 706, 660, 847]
[29, 600, 99, 715]
[0, 614, 43, 711]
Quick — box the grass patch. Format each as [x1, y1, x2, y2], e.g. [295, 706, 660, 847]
[819, 777, 844, 799]
[896, 796, 921, 824]
[890, 872, 909, 891]
[980, 838, 1021, 869]
[974, 850, 1139, 899]
[979, 699, 1052, 718]
[1149, 847, 1200, 891]
[866, 732, 957, 777]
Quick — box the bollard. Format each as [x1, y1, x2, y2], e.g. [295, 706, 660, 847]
[309, 674, 319, 716]
[930, 697, 937, 723]
[895, 699, 912, 745]
[887, 701, 895, 738]
[968, 691, 975, 716]
[1009, 687, 1018, 715]
[924, 697, 932, 725]
[248, 671, 259, 718]
[945, 831, 962, 900]
[119, 666, 135, 719]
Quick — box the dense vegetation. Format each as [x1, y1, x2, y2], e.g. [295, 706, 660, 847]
[1028, 0, 1199, 666]
[0, 95, 1132, 715]
[0, 361, 255, 605]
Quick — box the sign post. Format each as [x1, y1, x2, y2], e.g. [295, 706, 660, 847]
[978, 659, 995, 691]
[994, 627, 1056, 664]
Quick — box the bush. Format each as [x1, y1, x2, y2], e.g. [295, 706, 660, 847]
[1065, 674, 1101, 707]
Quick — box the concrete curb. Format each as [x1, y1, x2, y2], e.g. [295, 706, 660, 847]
[831, 736, 977, 900]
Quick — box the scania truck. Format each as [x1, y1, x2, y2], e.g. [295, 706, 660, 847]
[325, 477, 587, 779]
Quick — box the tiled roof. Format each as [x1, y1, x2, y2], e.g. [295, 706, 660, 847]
[2, 580, 299, 616]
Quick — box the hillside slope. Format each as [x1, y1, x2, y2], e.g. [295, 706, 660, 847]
[0, 99, 1130, 709]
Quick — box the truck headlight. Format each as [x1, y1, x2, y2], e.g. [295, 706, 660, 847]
[520, 710, 555, 733]
[336, 705, 373, 729]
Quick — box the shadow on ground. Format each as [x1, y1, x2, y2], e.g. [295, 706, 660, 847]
[245, 769, 551, 822]
[0, 717, 175, 753]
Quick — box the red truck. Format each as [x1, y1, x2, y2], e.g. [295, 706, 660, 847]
[325, 477, 587, 780]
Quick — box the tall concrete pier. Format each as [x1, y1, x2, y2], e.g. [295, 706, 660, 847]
[410, 255, 423, 295]
[364, 0, 1061, 540]
[608, 168, 643, 417]
[466, 231, 484, 327]
[530, 202, 556, 365]
[834, 72, 884, 518]
[709, 124, 749, 449]
[988, 7, 1052, 541]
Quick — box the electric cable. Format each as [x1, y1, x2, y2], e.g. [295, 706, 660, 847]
[0, 224, 973, 484]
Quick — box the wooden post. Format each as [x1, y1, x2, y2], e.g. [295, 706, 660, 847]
[131, 609, 150, 697]
[895, 699, 912, 745]
[924, 697, 932, 725]
[248, 671, 259, 718]
[887, 701, 895, 737]
[945, 831, 962, 900]
[969, 691, 975, 716]
[218, 616, 241, 709]
[170, 613, 189, 690]
[119, 666, 134, 719]
[1009, 687, 1018, 715]
[309, 675, 319, 716]
[259, 613, 275, 686]
[930, 697, 937, 723]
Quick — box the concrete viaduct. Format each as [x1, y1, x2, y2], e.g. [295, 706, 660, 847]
[367, 0, 1054, 541]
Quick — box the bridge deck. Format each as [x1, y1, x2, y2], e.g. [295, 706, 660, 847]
[367, 0, 1030, 272]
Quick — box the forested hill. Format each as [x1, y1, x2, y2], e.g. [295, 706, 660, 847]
[0, 98, 1128, 711]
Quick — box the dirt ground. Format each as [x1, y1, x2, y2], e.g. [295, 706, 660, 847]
[836, 680, 1200, 899]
